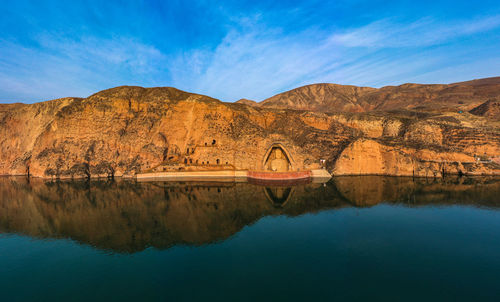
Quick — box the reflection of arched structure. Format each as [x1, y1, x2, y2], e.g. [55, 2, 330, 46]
[263, 186, 294, 207]
[262, 143, 294, 172]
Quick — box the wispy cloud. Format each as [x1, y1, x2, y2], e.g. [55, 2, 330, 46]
[170, 15, 500, 101]
[170, 25, 334, 101]
[1, 2, 500, 103]
[0, 36, 167, 102]
[329, 15, 500, 48]
[37, 35, 166, 74]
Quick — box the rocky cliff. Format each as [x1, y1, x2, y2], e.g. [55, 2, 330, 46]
[0, 81, 499, 178]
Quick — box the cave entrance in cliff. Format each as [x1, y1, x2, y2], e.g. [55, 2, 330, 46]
[262, 143, 293, 172]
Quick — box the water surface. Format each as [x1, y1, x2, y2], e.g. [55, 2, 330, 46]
[1, 176, 499, 301]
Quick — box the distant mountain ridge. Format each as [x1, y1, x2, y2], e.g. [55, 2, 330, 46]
[257, 76, 500, 113]
[235, 98, 258, 106]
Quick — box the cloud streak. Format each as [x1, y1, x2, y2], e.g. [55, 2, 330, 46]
[330, 16, 500, 48]
[170, 15, 500, 101]
[0, 1, 499, 103]
[0, 36, 168, 101]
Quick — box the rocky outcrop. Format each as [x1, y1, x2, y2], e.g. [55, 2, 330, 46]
[0, 82, 499, 178]
[333, 138, 497, 177]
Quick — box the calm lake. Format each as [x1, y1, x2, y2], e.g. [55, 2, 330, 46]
[1, 176, 500, 301]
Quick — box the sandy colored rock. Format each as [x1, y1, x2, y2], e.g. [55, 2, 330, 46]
[333, 138, 498, 177]
[0, 81, 499, 178]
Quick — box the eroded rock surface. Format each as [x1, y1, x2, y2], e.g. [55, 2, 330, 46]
[0, 83, 499, 178]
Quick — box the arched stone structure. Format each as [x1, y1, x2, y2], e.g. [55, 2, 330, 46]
[262, 143, 295, 172]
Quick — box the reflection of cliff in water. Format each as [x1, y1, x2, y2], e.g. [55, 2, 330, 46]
[264, 186, 294, 207]
[334, 176, 500, 208]
[0, 176, 499, 253]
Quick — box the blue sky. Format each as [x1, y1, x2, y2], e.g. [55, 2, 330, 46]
[1, 0, 500, 103]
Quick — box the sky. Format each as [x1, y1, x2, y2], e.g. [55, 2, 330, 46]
[1, 0, 500, 103]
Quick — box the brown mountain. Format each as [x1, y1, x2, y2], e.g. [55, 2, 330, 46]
[235, 98, 258, 106]
[259, 77, 500, 113]
[260, 83, 376, 112]
[0, 81, 499, 178]
[452, 76, 500, 86]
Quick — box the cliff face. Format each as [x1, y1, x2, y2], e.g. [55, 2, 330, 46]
[333, 138, 494, 177]
[0, 83, 499, 178]
[0, 86, 352, 177]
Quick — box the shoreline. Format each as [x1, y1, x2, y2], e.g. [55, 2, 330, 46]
[1, 169, 499, 182]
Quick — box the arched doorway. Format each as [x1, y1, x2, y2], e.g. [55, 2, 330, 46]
[262, 143, 293, 172]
